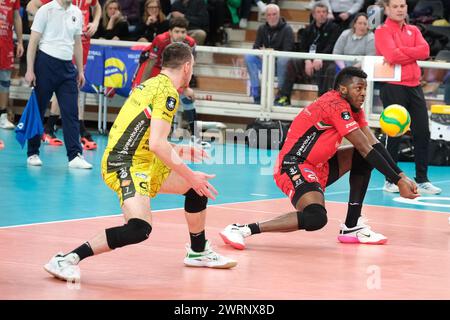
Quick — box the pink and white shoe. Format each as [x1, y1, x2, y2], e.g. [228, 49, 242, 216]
[338, 217, 387, 245]
[219, 224, 251, 250]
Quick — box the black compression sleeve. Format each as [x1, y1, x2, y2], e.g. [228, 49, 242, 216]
[365, 148, 401, 184]
[372, 143, 402, 175]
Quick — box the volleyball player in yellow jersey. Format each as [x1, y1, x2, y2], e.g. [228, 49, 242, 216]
[44, 43, 237, 282]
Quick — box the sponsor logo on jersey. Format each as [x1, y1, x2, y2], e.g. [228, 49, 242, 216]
[139, 182, 148, 191]
[345, 121, 357, 129]
[289, 167, 298, 176]
[135, 172, 148, 179]
[166, 97, 176, 111]
[341, 111, 351, 121]
[303, 168, 318, 182]
[296, 132, 317, 157]
[119, 168, 128, 179]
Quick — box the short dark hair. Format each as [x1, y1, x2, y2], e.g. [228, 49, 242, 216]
[312, 1, 329, 13]
[334, 67, 367, 90]
[169, 16, 189, 30]
[162, 42, 193, 69]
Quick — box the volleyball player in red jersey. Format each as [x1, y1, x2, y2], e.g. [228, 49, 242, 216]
[221, 67, 419, 248]
[0, 0, 23, 130]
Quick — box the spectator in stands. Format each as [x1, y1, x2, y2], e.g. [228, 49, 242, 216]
[274, 1, 339, 106]
[375, 0, 441, 194]
[245, 3, 293, 104]
[25, 0, 92, 169]
[171, 0, 209, 45]
[95, 0, 129, 40]
[322, 0, 365, 32]
[118, 0, 140, 26]
[135, 0, 169, 42]
[333, 13, 375, 70]
[239, 0, 270, 29]
[205, 0, 227, 46]
[139, 0, 171, 16]
[327, 13, 374, 96]
[0, 0, 23, 130]
[27, 0, 102, 150]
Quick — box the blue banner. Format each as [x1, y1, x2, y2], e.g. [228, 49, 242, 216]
[103, 46, 141, 97]
[81, 45, 105, 94]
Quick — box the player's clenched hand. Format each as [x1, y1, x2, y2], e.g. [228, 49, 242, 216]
[399, 173, 418, 194]
[398, 178, 420, 199]
[191, 171, 218, 200]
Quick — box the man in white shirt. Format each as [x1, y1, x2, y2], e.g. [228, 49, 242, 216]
[25, 0, 92, 169]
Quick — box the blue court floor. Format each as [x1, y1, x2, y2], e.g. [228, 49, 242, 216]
[0, 129, 449, 228]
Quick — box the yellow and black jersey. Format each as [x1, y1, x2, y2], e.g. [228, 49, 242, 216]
[102, 74, 179, 172]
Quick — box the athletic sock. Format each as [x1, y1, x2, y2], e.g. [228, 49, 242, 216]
[345, 203, 362, 228]
[70, 242, 94, 262]
[190, 230, 206, 252]
[247, 223, 261, 235]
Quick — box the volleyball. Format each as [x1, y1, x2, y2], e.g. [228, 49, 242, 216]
[104, 58, 128, 88]
[379, 104, 411, 137]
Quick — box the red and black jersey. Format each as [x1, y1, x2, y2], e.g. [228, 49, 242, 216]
[276, 90, 368, 171]
[0, 0, 20, 69]
[132, 32, 196, 88]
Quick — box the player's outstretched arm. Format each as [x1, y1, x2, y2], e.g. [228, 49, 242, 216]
[360, 126, 417, 192]
[346, 128, 419, 199]
[150, 118, 217, 200]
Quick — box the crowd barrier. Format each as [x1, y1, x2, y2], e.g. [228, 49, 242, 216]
[11, 37, 450, 132]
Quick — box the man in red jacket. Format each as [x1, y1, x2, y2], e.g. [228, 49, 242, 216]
[375, 0, 441, 195]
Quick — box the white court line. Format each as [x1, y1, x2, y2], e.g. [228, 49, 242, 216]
[0, 198, 280, 229]
[1, 191, 449, 229]
[394, 196, 450, 208]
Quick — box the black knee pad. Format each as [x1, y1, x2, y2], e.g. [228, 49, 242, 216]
[352, 149, 373, 175]
[297, 204, 327, 231]
[184, 188, 208, 213]
[105, 218, 152, 249]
